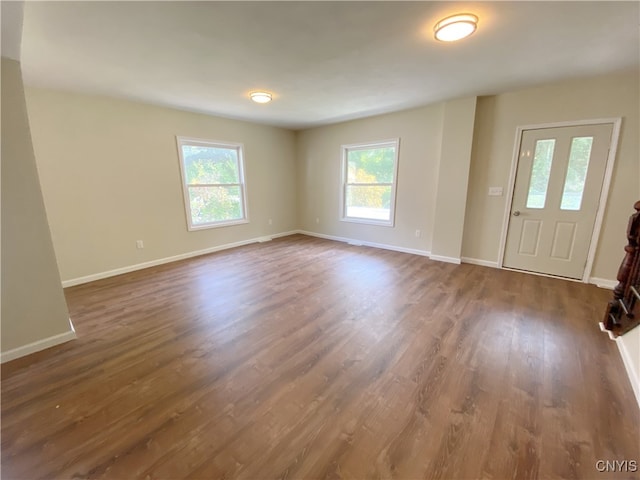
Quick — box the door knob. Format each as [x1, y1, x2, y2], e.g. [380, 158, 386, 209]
[513, 210, 521, 216]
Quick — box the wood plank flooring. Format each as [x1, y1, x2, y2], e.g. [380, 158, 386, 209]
[2, 234, 639, 479]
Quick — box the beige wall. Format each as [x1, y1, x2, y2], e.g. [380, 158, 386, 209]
[19, 70, 640, 388]
[1, 57, 73, 355]
[297, 74, 638, 400]
[297, 71, 638, 273]
[296, 104, 444, 252]
[27, 71, 637, 284]
[25, 88, 298, 282]
[431, 96, 477, 261]
[463, 70, 639, 280]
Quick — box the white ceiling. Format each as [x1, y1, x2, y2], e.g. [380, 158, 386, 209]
[19, 1, 640, 130]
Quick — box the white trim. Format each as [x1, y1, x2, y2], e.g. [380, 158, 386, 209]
[498, 118, 622, 284]
[599, 322, 617, 341]
[589, 277, 618, 290]
[461, 257, 499, 268]
[270, 231, 297, 239]
[298, 230, 430, 257]
[187, 218, 249, 231]
[61, 230, 299, 287]
[502, 266, 583, 283]
[339, 138, 400, 227]
[429, 254, 461, 265]
[497, 125, 524, 268]
[1, 324, 77, 363]
[340, 216, 396, 228]
[616, 336, 640, 409]
[582, 118, 622, 282]
[512, 118, 623, 132]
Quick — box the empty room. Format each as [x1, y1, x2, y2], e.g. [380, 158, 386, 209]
[2, 1, 639, 479]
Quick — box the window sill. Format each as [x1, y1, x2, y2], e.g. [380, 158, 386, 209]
[187, 218, 249, 231]
[340, 217, 395, 227]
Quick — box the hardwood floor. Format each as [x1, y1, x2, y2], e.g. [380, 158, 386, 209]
[2, 234, 638, 479]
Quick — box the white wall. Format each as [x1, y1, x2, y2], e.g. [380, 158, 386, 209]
[25, 88, 298, 283]
[618, 331, 640, 408]
[1, 57, 75, 360]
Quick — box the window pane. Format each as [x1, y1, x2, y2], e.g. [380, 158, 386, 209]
[345, 185, 392, 221]
[526, 139, 556, 209]
[347, 146, 395, 183]
[188, 186, 243, 224]
[560, 137, 593, 211]
[182, 145, 239, 185]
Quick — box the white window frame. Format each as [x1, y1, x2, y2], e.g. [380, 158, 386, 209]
[176, 136, 249, 231]
[340, 138, 400, 227]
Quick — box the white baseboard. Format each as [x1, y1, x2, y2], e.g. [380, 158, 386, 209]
[50, 231, 640, 410]
[616, 336, 640, 409]
[429, 254, 461, 265]
[461, 257, 499, 268]
[599, 321, 617, 341]
[298, 230, 430, 257]
[590, 277, 618, 290]
[62, 230, 299, 287]
[271, 230, 300, 239]
[1, 322, 77, 363]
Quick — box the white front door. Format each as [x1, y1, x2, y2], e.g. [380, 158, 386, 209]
[503, 123, 613, 279]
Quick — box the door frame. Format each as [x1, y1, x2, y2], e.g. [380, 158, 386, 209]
[497, 117, 622, 282]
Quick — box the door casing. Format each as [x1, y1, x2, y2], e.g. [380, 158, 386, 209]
[497, 118, 622, 283]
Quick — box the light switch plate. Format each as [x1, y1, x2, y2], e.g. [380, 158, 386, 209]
[488, 187, 503, 196]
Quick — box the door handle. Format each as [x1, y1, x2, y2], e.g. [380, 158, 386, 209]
[512, 210, 521, 216]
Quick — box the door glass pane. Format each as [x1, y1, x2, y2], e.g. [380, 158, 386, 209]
[560, 137, 593, 211]
[526, 139, 556, 209]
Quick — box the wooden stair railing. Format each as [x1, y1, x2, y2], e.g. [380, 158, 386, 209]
[603, 200, 640, 337]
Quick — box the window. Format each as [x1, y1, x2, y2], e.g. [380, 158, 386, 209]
[341, 139, 400, 226]
[177, 137, 248, 230]
[560, 136, 593, 211]
[526, 138, 555, 209]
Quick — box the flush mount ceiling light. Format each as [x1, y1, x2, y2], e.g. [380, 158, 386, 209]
[250, 91, 273, 103]
[434, 13, 478, 42]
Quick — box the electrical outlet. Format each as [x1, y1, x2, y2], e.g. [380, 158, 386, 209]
[315, 217, 320, 224]
[136, 240, 144, 249]
[415, 229, 421, 237]
[268, 218, 273, 225]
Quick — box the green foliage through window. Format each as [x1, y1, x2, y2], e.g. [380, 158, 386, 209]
[526, 139, 555, 209]
[343, 141, 398, 223]
[183, 146, 239, 185]
[178, 139, 246, 228]
[560, 137, 593, 211]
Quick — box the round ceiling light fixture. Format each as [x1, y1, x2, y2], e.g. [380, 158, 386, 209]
[434, 13, 478, 42]
[250, 91, 273, 103]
